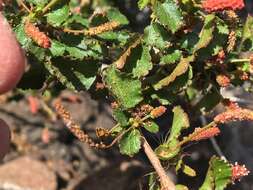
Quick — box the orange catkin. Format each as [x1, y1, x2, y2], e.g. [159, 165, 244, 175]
[24, 21, 51, 48]
[190, 126, 220, 141]
[202, 0, 245, 12]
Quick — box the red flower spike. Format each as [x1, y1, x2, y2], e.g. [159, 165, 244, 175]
[24, 21, 51, 48]
[202, 0, 245, 12]
[214, 108, 253, 124]
[150, 106, 167, 118]
[231, 162, 250, 182]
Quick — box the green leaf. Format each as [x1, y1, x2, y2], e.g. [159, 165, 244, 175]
[151, 90, 176, 105]
[166, 106, 189, 146]
[138, 0, 150, 9]
[44, 60, 98, 91]
[26, 0, 49, 7]
[125, 45, 153, 78]
[143, 121, 159, 133]
[154, 0, 183, 33]
[107, 8, 129, 25]
[155, 106, 189, 160]
[153, 56, 194, 90]
[119, 129, 141, 156]
[50, 40, 66, 56]
[14, 23, 32, 49]
[155, 144, 180, 160]
[133, 45, 152, 78]
[143, 23, 171, 49]
[66, 14, 89, 27]
[72, 63, 98, 90]
[113, 107, 129, 127]
[104, 66, 143, 109]
[193, 14, 215, 52]
[46, 5, 70, 27]
[44, 61, 76, 91]
[160, 50, 182, 65]
[200, 156, 232, 190]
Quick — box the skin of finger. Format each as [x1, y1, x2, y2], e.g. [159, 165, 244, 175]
[0, 119, 11, 159]
[0, 13, 25, 94]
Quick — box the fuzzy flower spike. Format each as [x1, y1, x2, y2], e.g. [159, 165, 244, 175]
[202, 0, 245, 12]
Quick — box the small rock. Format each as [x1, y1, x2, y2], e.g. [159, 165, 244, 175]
[0, 156, 57, 190]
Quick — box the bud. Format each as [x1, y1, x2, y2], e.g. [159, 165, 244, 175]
[24, 21, 51, 48]
[190, 126, 220, 141]
[216, 74, 231, 87]
[231, 162, 250, 182]
[202, 0, 245, 12]
[150, 106, 167, 118]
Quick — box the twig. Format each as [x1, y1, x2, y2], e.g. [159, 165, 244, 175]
[17, 0, 31, 13]
[42, 0, 61, 14]
[142, 138, 176, 190]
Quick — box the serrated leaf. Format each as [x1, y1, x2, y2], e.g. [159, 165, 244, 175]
[143, 121, 159, 133]
[15, 24, 46, 61]
[155, 106, 190, 160]
[107, 8, 129, 25]
[113, 107, 129, 127]
[166, 106, 189, 146]
[72, 63, 98, 90]
[193, 14, 215, 52]
[160, 50, 182, 65]
[154, 0, 183, 33]
[153, 56, 194, 90]
[104, 66, 143, 109]
[119, 129, 141, 156]
[155, 144, 180, 160]
[46, 5, 70, 27]
[14, 23, 32, 49]
[151, 89, 176, 105]
[125, 45, 153, 78]
[143, 22, 171, 49]
[44, 60, 98, 91]
[26, 0, 49, 7]
[200, 156, 232, 190]
[132, 45, 152, 78]
[44, 62, 76, 91]
[114, 37, 142, 69]
[66, 14, 89, 27]
[50, 40, 66, 56]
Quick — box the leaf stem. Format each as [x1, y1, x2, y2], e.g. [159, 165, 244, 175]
[42, 0, 61, 14]
[230, 58, 250, 63]
[142, 137, 176, 190]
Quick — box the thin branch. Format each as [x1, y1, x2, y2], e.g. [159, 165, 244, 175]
[142, 138, 176, 190]
[42, 0, 60, 14]
[17, 0, 32, 13]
